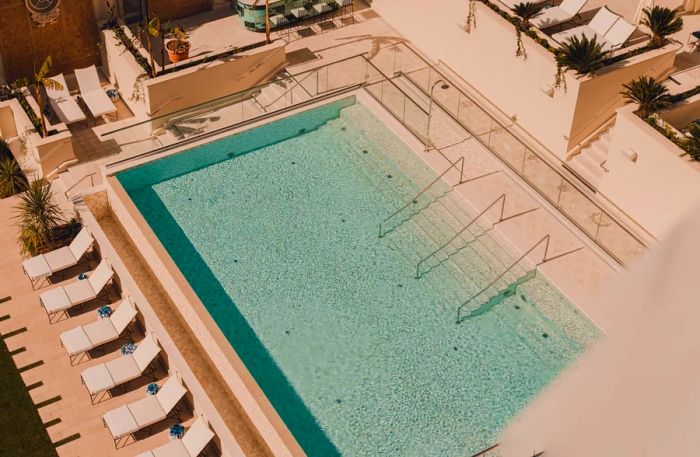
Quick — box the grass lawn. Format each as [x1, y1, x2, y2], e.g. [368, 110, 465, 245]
[0, 338, 57, 457]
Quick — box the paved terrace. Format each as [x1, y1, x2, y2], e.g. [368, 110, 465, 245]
[0, 195, 188, 457]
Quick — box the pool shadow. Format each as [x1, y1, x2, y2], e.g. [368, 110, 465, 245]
[131, 187, 341, 457]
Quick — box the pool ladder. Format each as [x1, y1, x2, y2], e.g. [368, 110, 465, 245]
[456, 234, 584, 324]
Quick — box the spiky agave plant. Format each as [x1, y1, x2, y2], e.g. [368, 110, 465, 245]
[14, 179, 63, 255]
[621, 76, 672, 118]
[683, 123, 700, 161]
[0, 157, 28, 198]
[642, 6, 683, 46]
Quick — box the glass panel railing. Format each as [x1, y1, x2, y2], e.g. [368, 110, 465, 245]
[382, 42, 649, 265]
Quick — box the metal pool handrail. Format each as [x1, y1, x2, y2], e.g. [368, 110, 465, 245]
[456, 234, 583, 323]
[392, 60, 648, 266]
[415, 193, 538, 279]
[378, 157, 465, 239]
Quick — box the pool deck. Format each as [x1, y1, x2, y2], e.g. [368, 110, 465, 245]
[0, 3, 633, 456]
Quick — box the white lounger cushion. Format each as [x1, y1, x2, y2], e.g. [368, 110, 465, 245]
[61, 304, 134, 356]
[46, 73, 86, 125]
[103, 377, 187, 439]
[552, 7, 619, 45]
[533, 0, 587, 29]
[602, 18, 636, 50]
[135, 417, 214, 457]
[81, 334, 160, 394]
[75, 65, 117, 118]
[40, 259, 112, 313]
[23, 227, 93, 280]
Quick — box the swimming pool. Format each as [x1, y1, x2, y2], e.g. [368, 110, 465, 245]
[117, 97, 599, 456]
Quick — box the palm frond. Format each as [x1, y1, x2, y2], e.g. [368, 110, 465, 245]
[35, 55, 53, 80]
[621, 75, 671, 117]
[556, 35, 608, 76]
[683, 123, 700, 160]
[642, 6, 683, 44]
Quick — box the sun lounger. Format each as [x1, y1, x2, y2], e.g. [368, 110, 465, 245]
[22, 227, 94, 289]
[81, 333, 161, 404]
[135, 417, 215, 457]
[46, 73, 86, 125]
[552, 7, 636, 51]
[103, 376, 187, 448]
[60, 297, 138, 365]
[39, 259, 113, 323]
[601, 17, 636, 51]
[552, 6, 619, 44]
[75, 65, 117, 119]
[532, 0, 587, 29]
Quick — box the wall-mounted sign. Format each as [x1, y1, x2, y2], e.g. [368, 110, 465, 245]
[25, 0, 62, 27]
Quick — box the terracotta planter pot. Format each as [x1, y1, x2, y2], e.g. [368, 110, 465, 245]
[166, 40, 191, 63]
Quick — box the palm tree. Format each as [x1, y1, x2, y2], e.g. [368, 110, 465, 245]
[513, 2, 544, 31]
[683, 123, 700, 161]
[642, 6, 683, 46]
[556, 35, 608, 76]
[14, 179, 63, 255]
[621, 76, 672, 118]
[15, 56, 62, 138]
[0, 157, 28, 198]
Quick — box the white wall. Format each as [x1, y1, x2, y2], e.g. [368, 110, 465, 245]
[596, 104, 700, 238]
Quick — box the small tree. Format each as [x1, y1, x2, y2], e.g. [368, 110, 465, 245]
[513, 2, 544, 59]
[642, 6, 683, 46]
[140, 14, 161, 77]
[14, 179, 63, 255]
[683, 123, 700, 161]
[15, 56, 62, 137]
[621, 76, 672, 118]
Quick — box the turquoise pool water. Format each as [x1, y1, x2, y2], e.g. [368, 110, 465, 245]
[118, 97, 598, 456]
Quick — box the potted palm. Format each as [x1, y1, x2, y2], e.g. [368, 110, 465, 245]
[554, 35, 608, 89]
[621, 76, 671, 118]
[14, 179, 63, 255]
[166, 26, 191, 63]
[641, 6, 683, 46]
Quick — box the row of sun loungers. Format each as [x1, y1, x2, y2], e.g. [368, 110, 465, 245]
[551, 6, 636, 51]
[22, 227, 215, 454]
[46, 65, 118, 125]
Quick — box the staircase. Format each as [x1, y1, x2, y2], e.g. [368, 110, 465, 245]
[567, 128, 612, 190]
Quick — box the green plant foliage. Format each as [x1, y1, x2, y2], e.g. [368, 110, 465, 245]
[642, 6, 683, 46]
[683, 123, 700, 160]
[621, 75, 672, 118]
[556, 35, 608, 76]
[0, 157, 28, 198]
[14, 180, 63, 255]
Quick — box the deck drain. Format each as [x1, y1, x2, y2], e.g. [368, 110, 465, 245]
[514, 305, 520, 310]
[542, 333, 549, 338]
[412, 200, 418, 204]
[453, 346, 458, 351]
[285, 330, 290, 335]
[520, 294, 526, 301]
[362, 149, 368, 154]
[292, 161, 296, 165]
[335, 399, 342, 404]
[233, 259, 238, 263]
[397, 284, 402, 288]
[341, 127, 347, 131]
[341, 219, 345, 223]
[387, 174, 393, 179]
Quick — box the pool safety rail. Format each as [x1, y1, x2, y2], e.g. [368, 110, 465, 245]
[102, 41, 651, 267]
[415, 193, 538, 280]
[471, 443, 500, 457]
[456, 234, 584, 324]
[378, 157, 466, 239]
